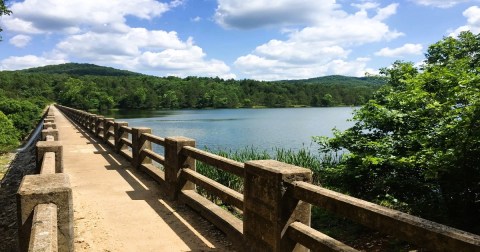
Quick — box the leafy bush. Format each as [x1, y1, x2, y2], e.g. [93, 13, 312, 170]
[316, 31, 480, 233]
[0, 98, 42, 138]
[0, 111, 19, 153]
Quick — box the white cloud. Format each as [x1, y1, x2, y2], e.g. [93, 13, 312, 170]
[0, 55, 67, 71]
[215, 0, 339, 29]
[139, 49, 235, 78]
[9, 35, 32, 48]
[4, 0, 173, 34]
[375, 43, 424, 57]
[2, 0, 234, 78]
[412, 0, 471, 8]
[450, 6, 480, 35]
[231, 2, 402, 80]
[234, 55, 373, 80]
[54, 27, 234, 78]
[191, 16, 202, 22]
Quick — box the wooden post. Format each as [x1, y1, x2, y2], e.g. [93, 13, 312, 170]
[164, 137, 196, 200]
[243, 160, 312, 252]
[132, 128, 152, 168]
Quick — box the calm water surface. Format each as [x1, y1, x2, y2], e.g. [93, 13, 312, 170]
[104, 107, 356, 153]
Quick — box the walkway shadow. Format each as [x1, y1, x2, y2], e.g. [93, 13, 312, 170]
[61, 114, 234, 251]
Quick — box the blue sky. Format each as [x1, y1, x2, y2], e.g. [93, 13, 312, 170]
[0, 0, 479, 80]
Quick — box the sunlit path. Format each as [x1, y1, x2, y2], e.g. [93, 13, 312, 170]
[51, 106, 232, 251]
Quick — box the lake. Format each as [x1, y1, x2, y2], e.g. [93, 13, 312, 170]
[103, 107, 356, 153]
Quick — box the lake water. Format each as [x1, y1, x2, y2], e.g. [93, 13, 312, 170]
[104, 107, 356, 153]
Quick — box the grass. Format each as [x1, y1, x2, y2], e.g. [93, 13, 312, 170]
[0, 152, 15, 181]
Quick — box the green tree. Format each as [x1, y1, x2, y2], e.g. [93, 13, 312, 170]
[0, 98, 41, 137]
[0, 111, 19, 153]
[60, 78, 114, 110]
[316, 31, 480, 233]
[0, 0, 12, 41]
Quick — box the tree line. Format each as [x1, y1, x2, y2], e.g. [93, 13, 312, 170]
[0, 65, 383, 152]
[0, 64, 384, 111]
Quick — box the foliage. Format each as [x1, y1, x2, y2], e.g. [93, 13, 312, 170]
[316, 31, 480, 232]
[59, 78, 114, 111]
[0, 111, 18, 153]
[0, 0, 12, 41]
[22, 63, 142, 77]
[196, 146, 335, 193]
[0, 97, 43, 137]
[1, 63, 384, 111]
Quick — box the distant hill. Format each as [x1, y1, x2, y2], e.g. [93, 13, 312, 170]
[284, 75, 387, 86]
[18, 63, 386, 86]
[20, 63, 143, 77]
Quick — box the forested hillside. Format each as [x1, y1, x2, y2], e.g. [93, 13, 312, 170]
[1, 63, 385, 111]
[0, 63, 384, 152]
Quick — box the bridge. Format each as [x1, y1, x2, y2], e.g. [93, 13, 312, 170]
[17, 105, 480, 251]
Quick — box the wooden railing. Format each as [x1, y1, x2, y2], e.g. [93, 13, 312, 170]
[56, 104, 480, 252]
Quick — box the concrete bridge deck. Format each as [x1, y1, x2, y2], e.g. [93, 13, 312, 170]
[52, 106, 232, 251]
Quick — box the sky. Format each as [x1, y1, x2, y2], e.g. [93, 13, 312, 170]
[0, 0, 479, 81]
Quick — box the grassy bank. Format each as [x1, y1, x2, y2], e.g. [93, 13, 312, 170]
[0, 152, 15, 181]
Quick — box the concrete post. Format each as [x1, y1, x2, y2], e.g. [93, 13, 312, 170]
[94, 116, 104, 138]
[17, 174, 73, 252]
[114, 122, 129, 153]
[36, 141, 63, 173]
[87, 114, 95, 132]
[164, 136, 196, 200]
[132, 127, 152, 168]
[41, 129, 59, 141]
[44, 118, 55, 124]
[43, 122, 56, 130]
[243, 160, 312, 252]
[103, 118, 114, 143]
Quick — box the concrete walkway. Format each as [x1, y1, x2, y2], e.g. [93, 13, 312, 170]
[52, 106, 232, 251]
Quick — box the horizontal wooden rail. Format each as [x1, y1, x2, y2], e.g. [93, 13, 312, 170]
[182, 146, 244, 177]
[290, 181, 480, 252]
[180, 168, 243, 209]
